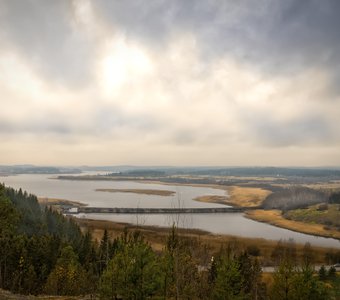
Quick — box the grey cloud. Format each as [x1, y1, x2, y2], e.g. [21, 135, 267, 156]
[0, 119, 71, 135]
[172, 130, 197, 145]
[2, 0, 340, 93]
[0, 106, 164, 138]
[247, 114, 336, 147]
[93, 107, 164, 136]
[95, 0, 340, 97]
[0, 0, 95, 87]
[256, 1, 340, 73]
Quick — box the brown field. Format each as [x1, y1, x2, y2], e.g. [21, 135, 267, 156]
[303, 181, 340, 190]
[74, 217, 336, 264]
[194, 186, 271, 207]
[95, 188, 175, 196]
[226, 186, 272, 207]
[246, 209, 340, 240]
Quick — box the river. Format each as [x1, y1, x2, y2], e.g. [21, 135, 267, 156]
[1, 173, 339, 248]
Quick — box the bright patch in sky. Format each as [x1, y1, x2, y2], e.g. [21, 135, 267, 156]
[100, 38, 153, 96]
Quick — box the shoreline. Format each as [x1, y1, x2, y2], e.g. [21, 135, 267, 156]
[37, 197, 88, 207]
[41, 195, 340, 243]
[49, 177, 340, 241]
[73, 216, 339, 262]
[56, 175, 271, 208]
[245, 209, 340, 241]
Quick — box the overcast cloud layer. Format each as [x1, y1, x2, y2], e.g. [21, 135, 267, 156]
[1, 0, 340, 166]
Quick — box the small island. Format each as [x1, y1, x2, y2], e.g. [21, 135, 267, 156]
[95, 188, 176, 196]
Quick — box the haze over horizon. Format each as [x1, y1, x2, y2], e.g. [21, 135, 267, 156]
[1, 0, 340, 167]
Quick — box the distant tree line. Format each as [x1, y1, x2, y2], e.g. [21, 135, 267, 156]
[0, 165, 80, 174]
[122, 167, 340, 178]
[262, 186, 327, 211]
[329, 191, 340, 204]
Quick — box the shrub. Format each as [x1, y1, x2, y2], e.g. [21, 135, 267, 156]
[246, 245, 261, 257]
[317, 203, 328, 211]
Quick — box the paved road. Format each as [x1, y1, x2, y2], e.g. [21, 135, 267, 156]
[262, 265, 340, 273]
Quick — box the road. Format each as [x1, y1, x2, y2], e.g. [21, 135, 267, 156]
[262, 265, 340, 273]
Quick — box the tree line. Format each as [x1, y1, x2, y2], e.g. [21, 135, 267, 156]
[0, 184, 338, 299]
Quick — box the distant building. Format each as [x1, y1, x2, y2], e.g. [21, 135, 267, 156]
[68, 207, 78, 214]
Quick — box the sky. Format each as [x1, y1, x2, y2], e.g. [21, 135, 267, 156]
[1, 0, 340, 167]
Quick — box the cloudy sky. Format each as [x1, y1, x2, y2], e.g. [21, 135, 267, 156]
[1, 0, 340, 167]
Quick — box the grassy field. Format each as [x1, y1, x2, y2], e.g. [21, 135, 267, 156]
[95, 188, 175, 196]
[246, 209, 340, 240]
[284, 204, 340, 229]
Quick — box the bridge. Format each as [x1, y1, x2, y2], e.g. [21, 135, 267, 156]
[66, 206, 249, 214]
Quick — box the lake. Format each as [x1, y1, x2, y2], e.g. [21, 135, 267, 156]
[1, 174, 339, 248]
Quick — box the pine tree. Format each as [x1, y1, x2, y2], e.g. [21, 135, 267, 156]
[44, 246, 88, 296]
[99, 230, 160, 299]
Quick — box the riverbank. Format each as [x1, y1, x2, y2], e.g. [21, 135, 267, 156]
[45, 176, 340, 245]
[56, 175, 272, 207]
[38, 197, 87, 207]
[74, 217, 337, 264]
[245, 209, 340, 240]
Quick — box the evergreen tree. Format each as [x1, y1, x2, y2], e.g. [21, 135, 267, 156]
[212, 254, 244, 300]
[318, 265, 327, 281]
[161, 225, 200, 299]
[44, 245, 89, 296]
[270, 258, 296, 300]
[328, 266, 337, 279]
[271, 260, 330, 300]
[98, 229, 111, 273]
[99, 230, 160, 299]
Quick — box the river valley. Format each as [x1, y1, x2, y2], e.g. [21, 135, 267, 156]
[1, 173, 339, 248]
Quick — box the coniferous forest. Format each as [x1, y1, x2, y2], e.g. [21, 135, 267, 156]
[0, 183, 339, 299]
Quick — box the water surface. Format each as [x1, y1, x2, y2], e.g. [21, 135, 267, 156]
[1, 174, 339, 248]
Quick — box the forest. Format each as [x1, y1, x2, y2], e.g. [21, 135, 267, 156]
[0, 183, 339, 299]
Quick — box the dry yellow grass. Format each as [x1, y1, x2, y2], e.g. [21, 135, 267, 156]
[246, 209, 340, 240]
[194, 186, 271, 207]
[261, 273, 274, 287]
[37, 197, 87, 207]
[227, 186, 272, 207]
[303, 182, 340, 190]
[193, 195, 229, 205]
[95, 188, 175, 196]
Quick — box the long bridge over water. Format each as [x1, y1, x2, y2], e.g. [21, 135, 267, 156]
[66, 206, 251, 214]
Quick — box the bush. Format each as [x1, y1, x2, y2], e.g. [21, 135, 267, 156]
[317, 203, 328, 211]
[328, 266, 337, 279]
[318, 265, 327, 281]
[329, 192, 340, 204]
[246, 245, 261, 257]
